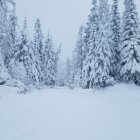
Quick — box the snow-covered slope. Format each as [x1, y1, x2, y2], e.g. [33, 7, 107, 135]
[0, 84, 140, 140]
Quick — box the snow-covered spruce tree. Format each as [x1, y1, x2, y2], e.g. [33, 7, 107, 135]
[82, 25, 91, 88]
[73, 25, 84, 87]
[10, 17, 29, 85]
[82, 0, 99, 88]
[33, 18, 44, 84]
[93, 26, 114, 87]
[0, 0, 27, 93]
[19, 18, 39, 86]
[120, 0, 140, 85]
[43, 35, 57, 86]
[7, 8, 20, 78]
[85, 0, 100, 88]
[82, 0, 98, 88]
[0, 0, 15, 84]
[9, 36, 22, 79]
[109, 0, 121, 78]
[28, 41, 39, 86]
[90, 0, 114, 87]
[21, 17, 34, 85]
[3, 8, 17, 69]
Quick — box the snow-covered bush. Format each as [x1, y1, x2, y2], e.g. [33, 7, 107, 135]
[5, 79, 28, 94]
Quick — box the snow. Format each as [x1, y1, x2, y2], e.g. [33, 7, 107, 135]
[0, 84, 140, 140]
[0, 85, 19, 98]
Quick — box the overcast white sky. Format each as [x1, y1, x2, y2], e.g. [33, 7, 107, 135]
[15, 0, 140, 61]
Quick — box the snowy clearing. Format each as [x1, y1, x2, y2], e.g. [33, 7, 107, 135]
[0, 84, 140, 140]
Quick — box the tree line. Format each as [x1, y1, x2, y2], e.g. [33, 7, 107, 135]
[1, 0, 140, 90]
[64, 0, 140, 88]
[0, 0, 60, 91]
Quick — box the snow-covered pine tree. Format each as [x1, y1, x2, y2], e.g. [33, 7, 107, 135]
[9, 35, 22, 79]
[82, 25, 91, 88]
[27, 41, 39, 86]
[120, 0, 140, 85]
[3, 8, 17, 69]
[93, 26, 114, 87]
[90, 0, 114, 87]
[21, 17, 34, 85]
[10, 17, 29, 84]
[0, 0, 27, 93]
[33, 18, 44, 84]
[86, 0, 100, 88]
[109, 0, 121, 78]
[83, 24, 90, 64]
[82, 0, 100, 88]
[43, 35, 56, 86]
[73, 25, 84, 87]
[29, 42, 39, 86]
[82, 0, 98, 88]
[0, 0, 15, 84]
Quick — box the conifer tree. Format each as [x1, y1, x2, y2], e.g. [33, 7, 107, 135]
[28, 41, 39, 85]
[33, 18, 44, 84]
[21, 17, 33, 85]
[73, 25, 84, 87]
[120, 0, 140, 85]
[109, 0, 121, 78]
[10, 17, 29, 84]
[90, 0, 114, 87]
[43, 35, 56, 86]
[0, 0, 15, 84]
[87, 0, 100, 87]
[3, 9, 17, 69]
[92, 25, 114, 87]
[82, 0, 99, 88]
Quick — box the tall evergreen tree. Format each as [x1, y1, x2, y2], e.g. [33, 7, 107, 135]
[90, 0, 114, 87]
[33, 18, 44, 84]
[3, 9, 17, 69]
[92, 25, 114, 87]
[21, 17, 33, 85]
[43, 35, 56, 86]
[109, 0, 121, 78]
[73, 25, 84, 87]
[10, 17, 29, 84]
[0, 0, 15, 84]
[87, 0, 100, 87]
[120, 0, 140, 85]
[82, 0, 99, 88]
[28, 41, 39, 85]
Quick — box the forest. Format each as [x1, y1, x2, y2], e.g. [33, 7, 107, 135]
[0, 0, 140, 93]
[0, 0, 140, 140]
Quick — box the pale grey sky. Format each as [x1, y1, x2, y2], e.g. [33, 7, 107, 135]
[15, 0, 140, 61]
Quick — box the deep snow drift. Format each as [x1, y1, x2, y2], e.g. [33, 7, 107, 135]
[0, 84, 140, 140]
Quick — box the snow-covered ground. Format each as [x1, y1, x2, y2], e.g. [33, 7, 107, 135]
[0, 84, 140, 140]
